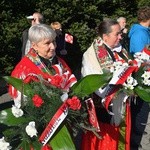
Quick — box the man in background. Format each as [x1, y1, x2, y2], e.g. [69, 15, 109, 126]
[50, 22, 68, 58]
[117, 17, 129, 50]
[128, 6, 150, 149]
[50, 21, 83, 80]
[21, 12, 44, 57]
[128, 6, 150, 54]
[117, 17, 128, 34]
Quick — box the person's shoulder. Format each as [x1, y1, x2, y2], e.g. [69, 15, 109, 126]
[129, 23, 144, 31]
[133, 24, 149, 32]
[129, 24, 148, 38]
[135, 27, 149, 37]
[11, 57, 27, 75]
[83, 42, 94, 56]
[22, 28, 29, 34]
[21, 28, 29, 39]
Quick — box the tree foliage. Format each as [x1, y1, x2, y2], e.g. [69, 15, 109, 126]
[0, 0, 149, 75]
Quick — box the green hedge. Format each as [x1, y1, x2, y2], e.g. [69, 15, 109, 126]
[0, 0, 149, 74]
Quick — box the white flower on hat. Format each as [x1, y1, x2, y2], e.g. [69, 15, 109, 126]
[0, 137, 11, 150]
[25, 121, 38, 138]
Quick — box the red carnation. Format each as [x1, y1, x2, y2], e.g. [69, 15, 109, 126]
[66, 96, 81, 110]
[32, 94, 44, 107]
[41, 145, 52, 150]
[23, 75, 39, 83]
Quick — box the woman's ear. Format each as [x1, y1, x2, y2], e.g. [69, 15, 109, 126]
[31, 42, 37, 50]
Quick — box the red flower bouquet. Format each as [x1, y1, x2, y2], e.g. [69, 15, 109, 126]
[1, 71, 111, 150]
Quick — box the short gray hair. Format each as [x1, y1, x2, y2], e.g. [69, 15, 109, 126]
[117, 17, 126, 22]
[28, 24, 56, 43]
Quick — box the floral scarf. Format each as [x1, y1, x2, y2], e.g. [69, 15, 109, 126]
[26, 48, 69, 75]
[93, 36, 128, 71]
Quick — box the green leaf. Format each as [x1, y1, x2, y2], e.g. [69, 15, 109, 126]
[134, 86, 150, 102]
[15, 140, 31, 150]
[50, 125, 76, 150]
[0, 108, 28, 126]
[3, 76, 34, 97]
[30, 140, 42, 150]
[71, 73, 112, 97]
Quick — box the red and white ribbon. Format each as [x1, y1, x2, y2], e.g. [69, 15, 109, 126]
[39, 103, 68, 145]
[85, 98, 100, 132]
[101, 66, 137, 110]
[142, 47, 150, 56]
[49, 64, 77, 91]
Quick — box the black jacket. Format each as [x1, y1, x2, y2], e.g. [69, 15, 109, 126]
[21, 28, 29, 57]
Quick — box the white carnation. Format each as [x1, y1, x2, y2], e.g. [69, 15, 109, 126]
[25, 121, 38, 138]
[0, 137, 11, 150]
[11, 105, 24, 118]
